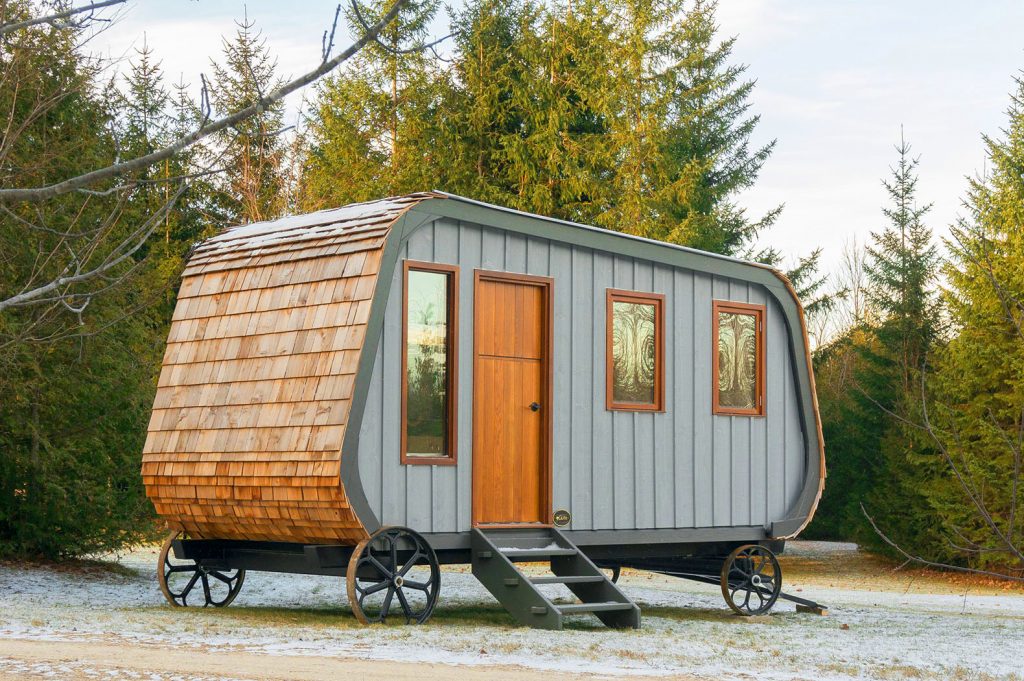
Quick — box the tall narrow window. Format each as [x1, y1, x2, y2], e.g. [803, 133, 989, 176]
[713, 300, 766, 416]
[606, 289, 665, 412]
[402, 261, 458, 464]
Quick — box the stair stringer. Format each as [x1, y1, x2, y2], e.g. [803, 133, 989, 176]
[470, 528, 564, 630]
[548, 528, 641, 629]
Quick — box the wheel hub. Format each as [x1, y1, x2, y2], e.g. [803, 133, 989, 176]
[394, 575, 405, 588]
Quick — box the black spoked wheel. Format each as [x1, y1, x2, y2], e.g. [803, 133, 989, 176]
[606, 565, 621, 584]
[720, 544, 782, 616]
[157, 531, 245, 608]
[346, 526, 440, 624]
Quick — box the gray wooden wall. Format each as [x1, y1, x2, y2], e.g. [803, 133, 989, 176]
[356, 217, 806, 534]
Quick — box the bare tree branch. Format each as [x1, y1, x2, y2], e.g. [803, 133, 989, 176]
[0, 185, 186, 311]
[349, 1, 452, 56]
[0, 0, 125, 36]
[0, 0, 410, 203]
[321, 4, 341, 62]
[861, 503, 1024, 583]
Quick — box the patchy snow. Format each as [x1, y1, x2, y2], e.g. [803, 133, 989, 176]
[0, 542, 1020, 680]
[497, 542, 563, 552]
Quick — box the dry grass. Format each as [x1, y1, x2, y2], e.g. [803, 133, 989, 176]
[778, 547, 1024, 597]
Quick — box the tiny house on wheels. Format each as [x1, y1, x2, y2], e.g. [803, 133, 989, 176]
[143, 192, 826, 629]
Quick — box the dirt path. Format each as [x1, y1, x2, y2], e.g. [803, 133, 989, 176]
[0, 637, 686, 681]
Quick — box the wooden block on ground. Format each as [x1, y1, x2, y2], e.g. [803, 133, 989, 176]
[796, 604, 828, 616]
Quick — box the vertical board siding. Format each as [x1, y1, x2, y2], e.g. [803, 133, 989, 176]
[357, 219, 808, 533]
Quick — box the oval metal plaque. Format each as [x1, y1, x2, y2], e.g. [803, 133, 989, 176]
[553, 509, 571, 527]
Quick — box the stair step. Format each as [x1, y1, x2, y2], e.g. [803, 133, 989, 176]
[556, 602, 635, 615]
[500, 547, 577, 559]
[531, 575, 605, 585]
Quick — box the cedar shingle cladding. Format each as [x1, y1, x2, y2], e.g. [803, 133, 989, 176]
[142, 193, 441, 544]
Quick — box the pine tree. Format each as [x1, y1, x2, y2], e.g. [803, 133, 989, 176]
[446, 0, 619, 222]
[596, 0, 677, 238]
[300, 0, 443, 209]
[0, 1, 161, 557]
[436, 0, 537, 205]
[209, 14, 287, 223]
[661, 0, 779, 255]
[808, 133, 942, 552]
[864, 132, 940, 391]
[924, 74, 1024, 571]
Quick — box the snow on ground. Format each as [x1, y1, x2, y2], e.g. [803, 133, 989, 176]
[0, 542, 1021, 680]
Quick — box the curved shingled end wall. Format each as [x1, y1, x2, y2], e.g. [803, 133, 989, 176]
[141, 193, 439, 544]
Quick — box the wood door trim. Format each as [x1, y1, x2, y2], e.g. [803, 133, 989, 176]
[472, 269, 554, 527]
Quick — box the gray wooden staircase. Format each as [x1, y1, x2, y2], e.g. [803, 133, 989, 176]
[471, 527, 640, 630]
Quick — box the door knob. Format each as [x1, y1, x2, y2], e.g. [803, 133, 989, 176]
[529, 402, 541, 412]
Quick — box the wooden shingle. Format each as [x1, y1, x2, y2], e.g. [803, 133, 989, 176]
[143, 192, 441, 544]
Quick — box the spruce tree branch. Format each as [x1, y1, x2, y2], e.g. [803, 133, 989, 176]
[0, 0, 410, 203]
[0, 0, 126, 36]
[854, 370, 1024, 564]
[949, 222, 1024, 342]
[861, 503, 1024, 582]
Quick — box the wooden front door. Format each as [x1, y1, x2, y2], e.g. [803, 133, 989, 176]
[472, 271, 552, 525]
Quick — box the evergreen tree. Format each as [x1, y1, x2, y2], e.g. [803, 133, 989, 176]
[597, 0, 677, 238]
[301, 0, 443, 208]
[924, 74, 1024, 572]
[436, 0, 537, 205]
[498, 0, 618, 221]
[299, 0, 777, 256]
[808, 134, 942, 553]
[661, 0, 779, 255]
[209, 14, 287, 223]
[864, 133, 941, 392]
[0, 1, 161, 557]
[858, 134, 942, 556]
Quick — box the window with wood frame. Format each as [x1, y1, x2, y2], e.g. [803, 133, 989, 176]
[712, 300, 766, 417]
[606, 289, 665, 412]
[402, 261, 459, 464]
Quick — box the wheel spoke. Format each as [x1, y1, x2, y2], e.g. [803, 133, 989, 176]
[178, 570, 201, 602]
[380, 586, 395, 620]
[389, 536, 399, 576]
[399, 548, 424, 577]
[357, 580, 390, 597]
[166, 565, 196, 574]
[742, 587, 752, 610]
[368, 555, 393, 579]
[403, 579, 431, 592]
[208, 570, 234, 585]
[200, 571, 212, 606]
[395, 587, 413, 623]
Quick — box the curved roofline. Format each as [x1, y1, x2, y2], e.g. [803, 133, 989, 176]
[340, 193, 824, 540]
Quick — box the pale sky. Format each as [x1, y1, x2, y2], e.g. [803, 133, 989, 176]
[94, 1, 1024, 275]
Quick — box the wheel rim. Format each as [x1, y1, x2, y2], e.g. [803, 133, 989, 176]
[157, 531, 245, 608]
[720, 544, 782, 616]
[346, 527, 440, 624]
